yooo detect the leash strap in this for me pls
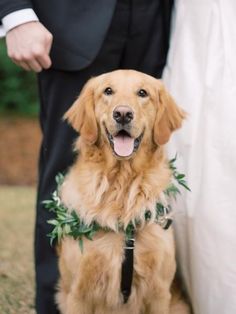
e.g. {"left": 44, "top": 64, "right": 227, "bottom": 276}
{"left": 120, "top": 229, "right": 135, "bottom": 303}
{"left": 120, "top": 218, "right": 172, "bottom": 303}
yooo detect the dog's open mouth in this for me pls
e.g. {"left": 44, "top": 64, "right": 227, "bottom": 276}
{"left": 105, "top": 127, "right": 143, "bottom": 157}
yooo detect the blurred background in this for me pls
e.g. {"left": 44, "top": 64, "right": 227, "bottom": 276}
{"left": 0, "top": 38, "right": 40, "bottom": 313}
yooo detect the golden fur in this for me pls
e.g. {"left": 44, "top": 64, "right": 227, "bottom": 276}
{"left": 57, "top": 70, "right": 190, "bottom": 314}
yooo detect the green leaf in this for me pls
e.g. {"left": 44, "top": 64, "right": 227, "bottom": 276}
{"left": 85, "top": 230, "right": 96, "bottom": 240}
{"left": 78, "top": 237, "right": 84, "bottom": 253}
{"left": 57, "top": 213, "right": 67, "bottom": 220}
{"left": 64, "top": 224, "right": 71, "bottom": 234}
{"left": 55, "top": 173, "right": 65, "bottom": 186}
{"left": 57, "top": 226, "right": 63, "bottom": 241}
{"left": 179, "top": 181, "right": 191, "bottom": 191}
{"left": 169, "top": 154, "right": 177, "bottom": 165}
{"left": 47, "top": 219, "right": 59, "bottom": 226}
{"left": 42, "top": 200, "right": 54, "bottom": 205}
{"left": 176, "top": 174, "right": 185, "bottom": 180}
{"left": 50, "top": 236, "right": 55, "bottom": 247}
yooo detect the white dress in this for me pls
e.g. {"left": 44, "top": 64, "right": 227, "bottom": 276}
{"left": 163, "top": 1, "right": 236, "bottom": 314}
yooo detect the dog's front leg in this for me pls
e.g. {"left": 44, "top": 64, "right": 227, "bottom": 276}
{"left": 147, "top": 291, "right": 171, "bottom": 314}
{"left": 64, "top": 293, "right": 93, "bottom": 314}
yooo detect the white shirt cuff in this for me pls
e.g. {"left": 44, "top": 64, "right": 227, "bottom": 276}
{"left": 0, "top": 27, "right": 5, "bottom": 38}
{"left": 0, "top": 9, "right": 39, "bottom": 37}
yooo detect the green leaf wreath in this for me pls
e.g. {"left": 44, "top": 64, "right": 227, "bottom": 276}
{"left": 43, "top": 155, "right": 190, "bottom": 252}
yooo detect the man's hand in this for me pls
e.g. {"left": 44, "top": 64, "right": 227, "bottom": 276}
{"left": 6, "top": 21, "right": 53, "bottom": 72}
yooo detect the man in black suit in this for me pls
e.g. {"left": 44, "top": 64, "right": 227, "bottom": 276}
{"left": 0, "top": 1, "right": 173, "bottom": 313}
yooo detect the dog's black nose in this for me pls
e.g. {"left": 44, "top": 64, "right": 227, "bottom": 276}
{"left": 113, "top": 106, "right": 134, "bottom": 125}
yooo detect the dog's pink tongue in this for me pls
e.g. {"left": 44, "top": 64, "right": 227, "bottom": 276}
{"left": 113, "top": 135, "right": 134, "bottom": 157}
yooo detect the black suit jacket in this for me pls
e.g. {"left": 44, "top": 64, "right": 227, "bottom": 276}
{"left": 0, "top": 0, "right": 173, "bottom": 71}
{"left": 0, "top": 0, "right": 117, "bottom": 70}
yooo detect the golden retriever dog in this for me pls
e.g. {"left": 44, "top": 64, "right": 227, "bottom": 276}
{"left": 57, "top": 70, "right": 190, "bottom": 314}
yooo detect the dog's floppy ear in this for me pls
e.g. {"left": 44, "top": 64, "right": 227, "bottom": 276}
{"left": 64, "top": 77, "right": 98, "bottom": 144}
{"left": 153, "top": 82, "right": 186, "bottom": 145}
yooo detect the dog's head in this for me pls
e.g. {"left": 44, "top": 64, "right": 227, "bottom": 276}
{"left": 64, "top": 70, "right": 185, "bottom": 159}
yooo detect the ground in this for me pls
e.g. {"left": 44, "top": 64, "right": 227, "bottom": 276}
{"left": 0, "top": 116, "right": 41, "bottom": 185}
{"left": 0, "top": 186, "right": 36, "bottom": 314}
{"left": 0, "top": 116, "right": 41, "bottom": 313}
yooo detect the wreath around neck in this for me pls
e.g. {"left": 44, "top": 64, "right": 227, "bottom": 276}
{"left": 43, "top": 155, "right": 190, "bottom": 252}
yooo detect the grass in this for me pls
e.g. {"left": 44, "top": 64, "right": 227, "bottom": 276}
{"left": 0, "top": 186, "right": 36, "bottom": 314}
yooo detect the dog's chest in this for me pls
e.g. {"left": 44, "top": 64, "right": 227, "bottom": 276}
{"left": 60, "top": 224, "right": 175, "bottom": 307}
{"left": 61, "top": 167, "right": 169, "bottom": 232}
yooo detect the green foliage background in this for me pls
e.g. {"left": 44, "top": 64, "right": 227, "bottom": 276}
{"left": 0, "top": 39, "right": 38, "bottom": 116}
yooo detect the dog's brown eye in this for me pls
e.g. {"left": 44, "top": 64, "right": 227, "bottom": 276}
{"left": 104, "top": 87, "right": 114, "bottom": 96}
{"left": 137, "top": 89, "right": 148, "bottom": 98}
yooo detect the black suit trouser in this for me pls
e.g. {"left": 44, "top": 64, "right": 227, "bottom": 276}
{"left": 35, "top": 0, "right": 172, "bottom": 313}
